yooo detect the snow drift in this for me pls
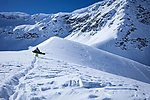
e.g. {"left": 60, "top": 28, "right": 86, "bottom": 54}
{"left": 36, "top": 37, "right": 150, "bottom": 83}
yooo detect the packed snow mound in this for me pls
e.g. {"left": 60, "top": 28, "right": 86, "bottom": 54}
{"left": 36, "top": 37, "right": 150, "bottom": 83}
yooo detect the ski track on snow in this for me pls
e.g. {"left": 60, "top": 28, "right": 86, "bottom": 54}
{"left": 0, "top": 57, "right": 37, "bottom": 100}
{"left": 2, "top": 57, "right": 149, "bottom": 100}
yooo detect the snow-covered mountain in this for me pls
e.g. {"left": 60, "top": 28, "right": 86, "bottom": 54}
{"left": 1, "top": 0, "right": 150, "bottom": 99}
{"left": 0, "top": 37, "right": 150, "bottom": 100}
{"left": 67, "top": 0, "right": 150, "bottom": 66}
{"left": 0, "top": 0, "right": 149, "bottom": 66}
{"left": 0, "top": 0, "right": 150, "bottom": 66}
{"left": 0, "top": 12, "right": 71, "bottom": 51}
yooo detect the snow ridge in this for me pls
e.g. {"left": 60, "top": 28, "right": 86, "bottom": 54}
{"left": 35, "top": 37, "right": 150, "bottom": 83}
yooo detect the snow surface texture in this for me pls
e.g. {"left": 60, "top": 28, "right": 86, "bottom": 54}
{"left": 0, "top": 0, "right": 150, "bottom": 99}
{"left": 36, "top": 37, "right": 150, "bottom": 83}
{"left": 0, "top": 37, "right": 150, "bottom": 100}
{"left": 0, "top": 0, "right": 150, "bottom": 66}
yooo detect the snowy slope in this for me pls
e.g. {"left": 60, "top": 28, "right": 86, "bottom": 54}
{"left": 66, "top": 0, "right": 150, "bottom": 66}
{"left": 0, "top": 0, "right": 150, "bottom": 99}
{"left": 0, "top": 37, "right": 150, "bottom": 100}
{"left": 0, "top": 12, "right": 71, "bottom": 51}
{"left": 34, "top": 37, "right": 150, "bottom": 83}
{"left": 0, "top": 0, "right": 150, "bottom": 66}
{"left": 0, "top": 12, "right": 32, "bottom": 27}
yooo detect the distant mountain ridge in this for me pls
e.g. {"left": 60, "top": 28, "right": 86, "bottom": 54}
{"left": 0, "top": 0, "right": 150, "bottom": 66}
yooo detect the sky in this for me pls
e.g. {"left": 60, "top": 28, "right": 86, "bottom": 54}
{"left": 0, "top": 0, "right": 102, "bottom": 14}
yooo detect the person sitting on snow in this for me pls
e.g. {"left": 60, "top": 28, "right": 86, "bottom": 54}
{"left": 32, "top": 47, "right": 45, "bottom": 57}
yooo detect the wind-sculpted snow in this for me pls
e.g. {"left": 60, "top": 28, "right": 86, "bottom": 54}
{"left": 0, "top": 51, "right": 35, "bottom": 99}
{"left": 0, "top": 49, "right": 149, "bottom": 99}
{"left": 36, "top": 37, "right": 150, "bottom": 83}
{"left": 0, "top": 37, "right": 150, "bottom": 99}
